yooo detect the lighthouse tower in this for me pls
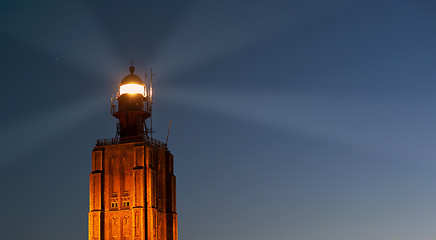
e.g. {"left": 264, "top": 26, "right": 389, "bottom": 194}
{"left": 89, "top": 66, "right": 177, "bottom": 240}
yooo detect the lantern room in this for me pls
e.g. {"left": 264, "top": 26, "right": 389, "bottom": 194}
{"left": 111, "top": 65, "right": 153, "bottom": 139}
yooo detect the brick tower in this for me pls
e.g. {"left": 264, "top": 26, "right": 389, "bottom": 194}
{"left": 89, "top": 66, "right": 177, "bottom": 240}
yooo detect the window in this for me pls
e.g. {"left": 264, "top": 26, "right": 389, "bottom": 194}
{"left": 122, "top": 201, "right": 130, "bottom": 207}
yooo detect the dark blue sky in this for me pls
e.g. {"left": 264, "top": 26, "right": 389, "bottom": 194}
{"left": 1, "top": 0, "right": 436, "bottom": 239}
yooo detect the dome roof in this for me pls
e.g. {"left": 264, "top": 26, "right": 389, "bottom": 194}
{"left": 120, "top": 66, "right": 144, "bottom": 85}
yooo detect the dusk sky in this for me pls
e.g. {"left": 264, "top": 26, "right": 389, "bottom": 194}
{"left": 1, "top": 0, "right": 436, "bottom": 239}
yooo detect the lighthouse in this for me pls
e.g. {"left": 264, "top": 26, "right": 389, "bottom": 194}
{"left": 89, "top": 66, "right": 177, "bottom": 240}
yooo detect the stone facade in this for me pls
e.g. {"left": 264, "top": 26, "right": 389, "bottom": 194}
{"left": 89, "top": 142, "right": 177, "bottom": 240}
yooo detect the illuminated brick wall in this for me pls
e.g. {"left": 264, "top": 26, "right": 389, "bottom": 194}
{"left": 89, "top": 142, "right": 177, "bottom": 240}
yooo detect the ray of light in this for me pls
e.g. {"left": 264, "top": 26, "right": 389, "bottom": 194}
{"left": 0, "top": 1, "right": 122, "bottom": 79}
{"left": 152, "top": 0, "right": 361, "bottom": 79}
{"left": 0, "top": 94, "right": 107, "bottom": 168}
{"left": 162, "top": 87, "right": 436, "bottom": 162}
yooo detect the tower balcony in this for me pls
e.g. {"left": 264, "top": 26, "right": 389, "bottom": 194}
{"left": 96, "top": 135, "right": 168, "bottom": 149}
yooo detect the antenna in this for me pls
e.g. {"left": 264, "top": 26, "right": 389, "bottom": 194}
{"left": 144, "top": 71, "right": 149, "bottom": 97}
{"left": 150, "top": 68, "right": 154, "bottom": 100}
{"left": 150, "top": 68, "right": 154, "bottom": 138}
{"left": 144, "top": 71, "right": 150, "bottom": 137}
{"left": 166, "top": 120, "right": 172, "bottom": 145}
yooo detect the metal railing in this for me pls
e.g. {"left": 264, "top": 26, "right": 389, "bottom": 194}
{"left": 96, "top": 135, "right": 167, "bottom": 149}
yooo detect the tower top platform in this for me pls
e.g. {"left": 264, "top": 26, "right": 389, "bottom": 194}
{"left": 96, "top": 135, "right": 167, "bottom": 149}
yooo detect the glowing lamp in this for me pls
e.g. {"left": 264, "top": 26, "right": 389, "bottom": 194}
{"left": 120, "top": 83, "right": 145, "bottom": 96}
